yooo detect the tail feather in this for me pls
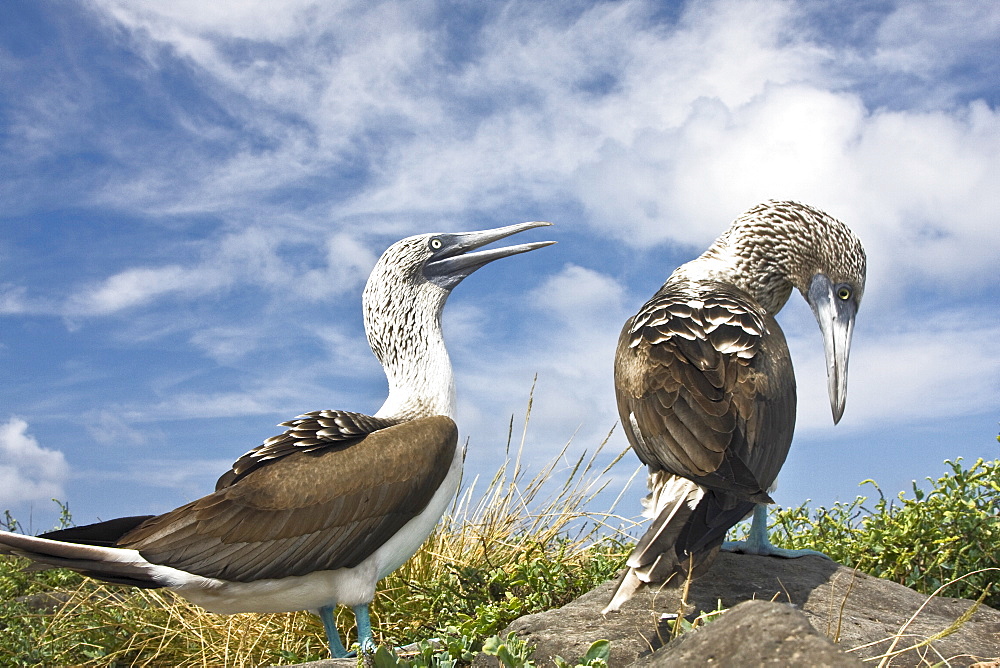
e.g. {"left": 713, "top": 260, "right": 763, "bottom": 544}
{"left": 41, "top": 515, "right": 154, "bottom": 547}
{"left": 626, "top": 474, "right": 703, "bottom": 572}
{"left": 0, "top": 529, "right": 169, "bottom": 588}
{"left": 604, "top": 472, "right": 754, "bottom": 613}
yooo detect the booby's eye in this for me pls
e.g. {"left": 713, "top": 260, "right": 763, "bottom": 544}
{"left": 837, "top": 285, "right": 852, "bottom": 301}
{"left": 429, "top": 238, "right": 443, "bottom": 251}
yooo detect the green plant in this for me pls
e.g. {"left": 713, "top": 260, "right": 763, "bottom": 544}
{"left": 366, "top": 630, "right": 610, "bottom": 668}
{"left": 553, "top": 639, "right": 610, "bottom": 668}
{"left": 369, "top": 630, "right": 478, "bottom": 668}
{"left": 665, "top": 599, "right": 728, "bottom": 638}
{"left": 481, "top": 633, "right": 536, "bottom": 668}
{"left": 760, "top": 457, "right": 999, "bottom": 607}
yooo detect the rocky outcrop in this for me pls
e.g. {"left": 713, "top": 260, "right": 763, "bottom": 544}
{"left": 480, "top": 551, "right": 999, "bottom": 667}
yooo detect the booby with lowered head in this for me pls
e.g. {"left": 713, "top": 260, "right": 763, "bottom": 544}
{"left": 604, "top": 200, "right": 865, "bottom": 613}
{"left": 0, "top": 221, "right": 554, "bottom": 657}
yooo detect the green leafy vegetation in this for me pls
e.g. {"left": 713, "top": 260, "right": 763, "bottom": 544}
{"left": 2, "top": 421, "right": 997, "bottom": 666}
{"left": 763, "top": 456, "right": 999, "bottom": 607}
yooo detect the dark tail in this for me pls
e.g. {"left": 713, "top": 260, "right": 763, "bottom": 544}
{"left": 1, "top": 518, "right": 166, "bottom": 589}
{"left": 604, "top": 474, "right": 753, "bottom": 612}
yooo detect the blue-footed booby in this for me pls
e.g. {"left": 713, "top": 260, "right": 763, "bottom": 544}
{"left": 0, "top": 222, "right": 554, "bottom": 657}
{"left": 604, "top": 201, "right": 865, "bottom": 613}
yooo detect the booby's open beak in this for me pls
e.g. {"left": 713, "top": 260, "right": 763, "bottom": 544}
{"left": 806, "top": 274, "right": 857, "bottom": 424}
{"left": 424, "top": 221, "right": 555, "bottom": 290}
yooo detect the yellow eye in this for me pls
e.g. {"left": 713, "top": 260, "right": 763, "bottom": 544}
{"left": 429, "top": 238, "right": 443, "bottom": 250}
{"left": 837, "top": 286, "right": 852, "bottom": 300}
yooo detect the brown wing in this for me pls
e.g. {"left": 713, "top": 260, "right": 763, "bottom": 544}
{"left": 614, "top": 280, "right": 796, "bottom": 502}
{"left": 215, "top": 410, "right": 402, "bottom": 489}
{"left": 120, "top": 416, "right": 458, "bottom": 582}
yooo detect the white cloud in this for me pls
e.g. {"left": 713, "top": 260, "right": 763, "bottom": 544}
{"left": 453, "top": 265, "right": 631, "bottom": 473}
{"left": 0, "top": 285, "right": 28, "bottom": 315}
{"left": 790, "top": 307, "right": 1000, "bottom": 433}
{"left": 52, "top": 0, "right": 993, "bottom": 312}
{"left": 0, "top": 418, "right": 69, "bottom": 508}
{"left": 96, "top": 0, "right": 334, "bottom": 42}
{"left": 78, "top": 458, "right": 236, "bottom": 501}
{"left": 295, "top": 233, "right": 378, "bottom": 300}
{"left": 85, "top": 411, "right": 150, "bottom": 449}
{"left": 530, "top": 264, "right": 627, "bottom": 323}
{"left": 51, "top": 227, "right": 377, "bottom": 318}
{"left": 69, "top": 264, "right": 223, "bottom": 315}
{"left": 873, "top": 0, "right": 1000, "bottom": 79}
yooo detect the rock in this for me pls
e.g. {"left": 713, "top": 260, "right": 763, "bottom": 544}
{"left": 15, "top": 590, "right": 73, "bottom": 613}
{"left": 635, "top": 600, "right": 861, "bottom": 667}
{"left": 475, "top": 552, "right": 999, "bottom": 668}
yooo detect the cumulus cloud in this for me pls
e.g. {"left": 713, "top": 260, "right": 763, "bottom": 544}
{"left": 872, "top": 0, "right": 1000, "bottom": 83}
{"left": 0, "top": 418, "right": 69, "bottom": 508}
{"left": 531, "top": 264, "right": 627, "bottom": 324}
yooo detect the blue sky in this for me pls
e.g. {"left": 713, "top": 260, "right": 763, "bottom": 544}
{"left": 1, "top": 0, "right": 998, "bottom": 534}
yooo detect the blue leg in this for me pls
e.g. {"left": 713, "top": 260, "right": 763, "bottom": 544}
{"left": 722, "top": 504, "right": 830, "bottom": 559}
{"left": 353, "top": 604, "right": 376, "bottom": 654}
{"left": 319, "top": 605, "right": 351, "bottom": 658}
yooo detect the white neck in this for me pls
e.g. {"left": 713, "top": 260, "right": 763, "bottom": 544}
{"left": 364, "top": 279, "right": 457, "bottom": 421}
{"left": 375, "top": 317, "right": 456, "bottom": 420}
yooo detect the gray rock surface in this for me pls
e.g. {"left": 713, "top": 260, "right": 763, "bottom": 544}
{"left": 479, "top": 552, "right": 999, "bottom": 667}
{"left": 633, "top": 599, "right": 861, "bottom": 667}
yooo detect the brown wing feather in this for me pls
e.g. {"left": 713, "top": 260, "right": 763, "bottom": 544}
{"left": 216, "top": 411, "right": 402, "bottom": 489}
{"left": 615, "top": 280, "right": 795, "bottom": 501}
{"left": 120, "top": 416, "right": 458, "bottom": 582}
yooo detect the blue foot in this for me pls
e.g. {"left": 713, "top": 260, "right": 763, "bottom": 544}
{"left": 319, "top": 605, "right": 351, "bottom": 658}
{"left": 722, "top": 504, "right": 831, "bottom": 560}
{"left": 353, "top": 604, "right": 377, "bottom": 655}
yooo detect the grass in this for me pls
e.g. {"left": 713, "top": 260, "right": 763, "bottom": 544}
{"left": 2, "top": 411, "right": 998, "bottom": 665}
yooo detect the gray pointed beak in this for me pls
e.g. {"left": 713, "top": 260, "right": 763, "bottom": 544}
{"left": 424, "top": 221, "right": 555, "bottom": 289}
{"left": 807, "top": 274, "right": 857, "bottom": 424}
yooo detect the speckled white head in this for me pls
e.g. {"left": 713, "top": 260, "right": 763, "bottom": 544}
{"left": 680, "top": 200, "right": 866, "bottom": 423}
{"left": 362, "top": 222, "right": 554, "bottom": 420}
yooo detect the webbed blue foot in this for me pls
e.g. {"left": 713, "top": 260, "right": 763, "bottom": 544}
{"left": 353, "top": 604, "right": 377, "bottom": 655}
{"left": 318, "top": 602, "right": 380, "bottom": 658}
{"left": 319, "top": 604, "right": 351, "bottom": 658}
{"left": 722, "top": 504, "right": 831, "bottom": 559}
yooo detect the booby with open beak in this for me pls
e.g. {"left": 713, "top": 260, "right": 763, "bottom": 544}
{"left": 0, "top": 222, "right": 554, "bottom": 657}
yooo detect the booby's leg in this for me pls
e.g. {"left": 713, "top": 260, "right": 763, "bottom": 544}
{"left": 353, "top": 604, "right": 376, "bottom": 654}
{"left": 319, "top": 605, "right": 351, "bottom": 658}
{"left": 722, "top": 504, "right": 830, "bottom": 559}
